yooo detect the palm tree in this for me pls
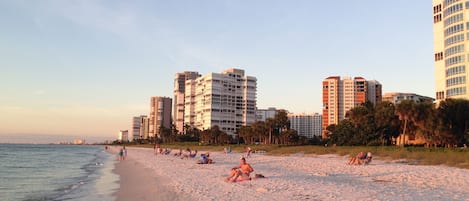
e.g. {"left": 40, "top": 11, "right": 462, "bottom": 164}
{"left": 395, "top": 100, "right": 415, "bottom": 146}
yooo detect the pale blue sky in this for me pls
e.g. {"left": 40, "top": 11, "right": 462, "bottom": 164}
{"left": 0, "top": 0, "right": 433, "bottom": 141}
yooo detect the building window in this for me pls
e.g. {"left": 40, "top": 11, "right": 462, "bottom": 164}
{"left": 445, "top": 55, "right": 465, "bottom": 66}
{"left": 446, "top": 76, "right": 466, "bottom": 87}
{"left": 443, "top": 3, "right": 463, "bottom": 17}
{"left": 445, "top": 33, "right": 464, "bottom": 46}
{"left": 445, "top": 44, "right": 464, "bottom": 57}
{"left": 434, "top": 14, "right": 442, "bottom": 23}
{"left": 444, "top": 23, "right": 464, "bottom": 37}
{"left": 447, "top": 86, "right": 467, "bottom": 96}
{"left": 435, "top": 52, "right": 444, "bottom": 61}
{"left": 444, "top": 13, "right": 463, "bottom": 27}
{"left": 446, "top": 65, "right": 466, "bottom": 76}
{"left": 434, "top": 4, "right": 442, "bottom": 14}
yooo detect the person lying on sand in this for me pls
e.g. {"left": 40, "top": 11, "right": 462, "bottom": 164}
{"left": 225, "top": 157, "right": 254, "bottom": 182}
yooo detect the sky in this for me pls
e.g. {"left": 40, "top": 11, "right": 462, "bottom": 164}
{"left": 0, "top": 0, "right": 434, "bottom": 142}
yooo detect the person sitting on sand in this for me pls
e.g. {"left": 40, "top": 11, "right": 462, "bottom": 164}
{"left": 197, "top": 154, "right": 213, "bottom": 164}
{"left": 364, "top": 152, "right": 372, "bottom": 164}
{"left": 347, "top": 151, "right": 366, "bottom": 165}
{"left": 225, "top": 157, "right": 254, "bottom": 182}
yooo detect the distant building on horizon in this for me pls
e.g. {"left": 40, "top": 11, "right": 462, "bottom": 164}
{"left": 118, "top": 130, "right": 129, "bottom": 142}
{"left": 322, "top": 76, "right": 382, "bottom": 138}
{"left": 132, "top": 115, "right": 148, "bottom": 140}
{"left": 173, "top": 71, "right": 201, "bottom": 134}
{"left": 184, "top": 68, "right": 257, "bottom": 136}
{"left": 382, "top": 92, "right": 435, "bottom": 105}
{"left": 288, "top": 113, "right": 322, "bottom": 139}
{"left": 433, "top": 1, "right": 469, "bottom": 102}
{"left": 255, "top": 107, "right": 277, "bottom": 122}
{"left": 149, "top": 96, "right": 172, "bottom": 138}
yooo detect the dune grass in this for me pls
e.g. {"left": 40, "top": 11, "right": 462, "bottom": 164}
{"left": 125, "top": 143, "right": 469, "bottom": 169}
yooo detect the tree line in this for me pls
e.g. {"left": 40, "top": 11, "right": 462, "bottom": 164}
{"left": 326, "top": 99, "right": 469, "bottom": 147}
{"left": 125, "top": 99, "right": 469, "bottom": 147}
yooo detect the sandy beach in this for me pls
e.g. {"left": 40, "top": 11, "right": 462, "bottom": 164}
{"left": 110, "top": 146, "right": 469, "bottom": 201}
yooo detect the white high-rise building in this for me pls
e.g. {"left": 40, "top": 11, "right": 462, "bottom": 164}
{"left": 118, "top": 130, "right": 129, "bottom": 142}
{"left": 288, "top": 113, "right": 322, "bottom": 139}
{"left": 433, "top": 0, "right": 468, "bottom": 101}
{"left": 255, "top": 107, "right": 277, "bottom": 122}
{"left": 184, "top": 68, "right": 257, "bottom": 136}
{"left": 173, "top": 71, "right": 201, "bottom": 134}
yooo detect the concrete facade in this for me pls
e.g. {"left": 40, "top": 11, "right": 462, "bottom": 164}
{"left": 322, "top": 76, "right": 382, "bottom": 138}
{"left": 288, "top": 113, "right": 322, "bottom": 138}
{"left": 149, "top": 96, "right": 172, "bottom": 138}
{"left": 433, "top": 0, "right": 468, "bottom": 101}
{"left": 184, "top": 68, "right": 257, "bottom": 136}
{"left": 173, "top": 71, "right": 201, "bottom": 134}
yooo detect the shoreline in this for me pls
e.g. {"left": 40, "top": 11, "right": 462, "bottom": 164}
{"left": 111, "top": 148, "right": 186, "bottom": 201}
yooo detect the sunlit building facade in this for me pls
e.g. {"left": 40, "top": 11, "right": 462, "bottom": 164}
{"left": 184, "top": 68, "right": 257, "bottom": 136}
{"left": 132, "top": 115, "right": 148, "bottom": 140}
{"left": 149, "top": 96, "right": 172, "bottom": 138}
{"left": 433, "top": 0, "right": 469, "bottom": 102}
{"left": 382, "top": 92, "right": 435, "bottom": 104}
{"left": 322, "top": 76, "right": 382, "bottom": 138}
{"left": 173, "top": 71, "right": 201, "bottom": 134}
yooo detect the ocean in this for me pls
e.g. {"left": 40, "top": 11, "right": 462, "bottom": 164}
{"left": 0, "top": 144, "right": 119, "bottom": 201}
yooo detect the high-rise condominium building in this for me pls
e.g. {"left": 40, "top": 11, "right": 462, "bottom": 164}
{"left": 132, "top": 115, "right": 148, "bottom": 140}
{"left": 288, "top": 113, "right": 322, "bottom": 139}
{"left": 255, "top": 107, "right": 277, "bottom": 122}
{"left": 322, "top": 76, "right": 382, "bottom": 138}
{"left": 433, "top": 0, "right": 469, "bottom": 101}
{"left": 382, "top": 92, "right": 435, "bottom": 105}
{"left": 173, "top": 71, "right": 201, "bottom": 134}
{"left": 118, "top": 130, "right": 129, "bottom": 142}
{"left": 149, "top": 96, "right": 172, "bottom": 138}
{"left": 184, "top": 68, "right": 257, "bottom": 136}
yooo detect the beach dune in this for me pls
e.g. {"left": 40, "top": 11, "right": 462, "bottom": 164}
{"left": 111, "top": 146, "right": 469, "bottom": 201}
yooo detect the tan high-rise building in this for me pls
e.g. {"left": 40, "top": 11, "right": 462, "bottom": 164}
{"left": 173, "top": 71, "right": 201, "bottom": 134}
{"left": 149, "top": 96, "right": 172, "bottom": 138}
{"left": 433, "top": 0, "right": 468, "bottom": 101}
{"left": 184, "top": 68, "right": 257, "bottom": 136}
{"left": 132, "top": 115, "right": 148, "bottom": 140}
{"left": 322, "top": 76, "right": 382, "bottom": 138}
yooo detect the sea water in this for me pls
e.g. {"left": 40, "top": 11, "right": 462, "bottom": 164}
{"left": 0, "top": 144, "right": 119, "bottom": 201}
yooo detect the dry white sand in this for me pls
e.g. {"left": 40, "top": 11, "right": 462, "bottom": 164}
{"left": 110, "top": 146, "right": 469, "bottom": 201}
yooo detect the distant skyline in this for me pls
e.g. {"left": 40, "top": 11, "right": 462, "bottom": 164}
{"left": 0, "top": 1, "right": 433, "bottom": 141}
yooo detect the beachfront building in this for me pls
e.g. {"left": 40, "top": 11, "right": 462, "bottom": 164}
{"left": 132, "top": 115, "right": 148, "bottom": 140}
{"left": 149, "top": 96, "right": 172, "bottom": 138}
{"left": 173, "top": 71, "right": 201, "bottom": 134}
{"left": 322, "top": 76, "right": 382, "bottom": 138}
{"left": 433, "top": 0, "right": 469, "bottom": 102}
{"left": 255, "top": 107, "right": 277, "bottom": 122}
{"left": 382, "top": 92, "right": 435, "bottom": 105}
{"left": 118, "top": 130, "right": 129, "bottom": 142}
{"left": 184, "top": 68, "right": 257, "bottom": 136}
{"left": 288, "top": 113, "right": 322, "bottom": 138}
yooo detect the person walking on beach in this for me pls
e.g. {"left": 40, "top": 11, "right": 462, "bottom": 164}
{"left": 225, "top": 157, "right": 254, "bottom": 182}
